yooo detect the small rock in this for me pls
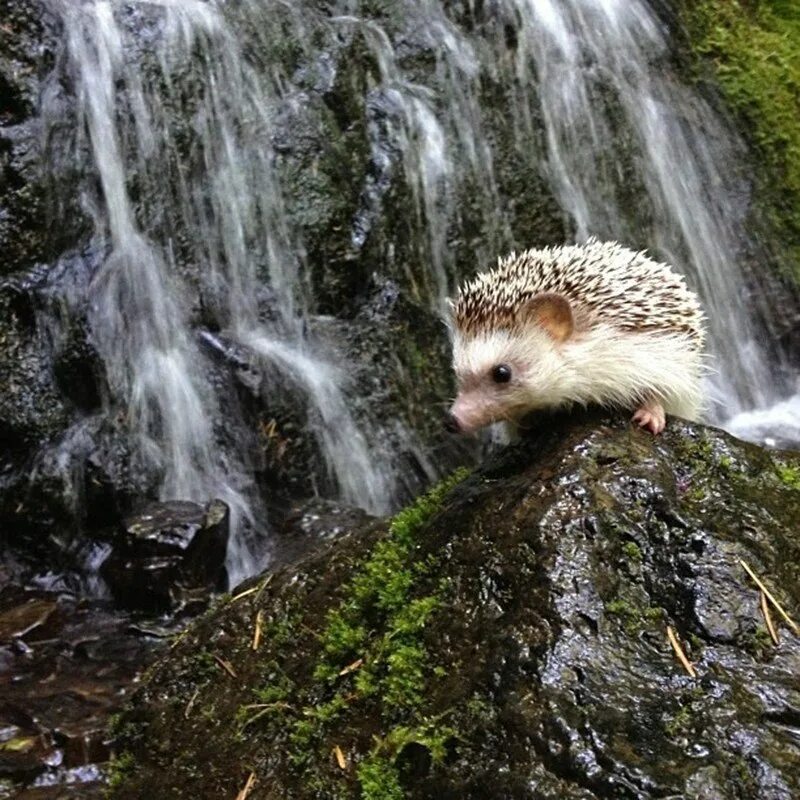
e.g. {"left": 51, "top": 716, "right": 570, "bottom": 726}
{"left": 101, "top": 499, "right": 229, "bottom": 611}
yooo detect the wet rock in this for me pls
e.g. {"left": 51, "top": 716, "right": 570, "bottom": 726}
{"left": 101, "top": 500, "right": 230, "bottom": 611}
{"left": 0, "top": 0, "right": 89, "bottom": 275}
{"left": 0, "top": 581, "right": 178, "bottom": 798}
{"left": 0, "top": 598, "right": 57, "bottom": 642}
{"left": 0, "top": 288, "right": 69, "bottom": 456}
{"left": 199, "top": 329, "right": 338, "bottom": 513}
{"left": 273, "top": 498, "right": 376, "bottom": 566}
{"left": 0, "top": 250, "right": 117, "bottom": 565}
{"left": 0, "top": 729, "right": 53, "bottom": 782}
{"left": 110, "top": 412, "right": 800, "bottom": 799}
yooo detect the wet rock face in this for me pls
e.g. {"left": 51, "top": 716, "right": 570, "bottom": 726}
{"left": 272, "top": 497, "right": 376, "bottom": 566}
{"left": 101, "top": 500, "right": 230, "bottom": 611}
{"left": 0, "top": 0, "right": 89, "bottom": 275}
{"left": 110, "top": 412, "right": 800, "bottom": 799}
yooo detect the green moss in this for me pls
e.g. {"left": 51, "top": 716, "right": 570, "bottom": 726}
{"left": 316, "top": 468, "right": 470, "bottom": 676}
{"left": 741, "top": 625, "right": 775, "bottom": 660}
{"left": 622, "top": 542, "right": 643, "bottom": 561}
{"left": 644, "top": 606, "right": 665, "bottom": 623}
{"left": 673, "top": 432, "right": 734, "bottom": 503}
{"left": 357, "top": 754, "right": 404, "bottom": 800}
{"left": 108, "top": 468, "right": 471, "bottom": 796}
{"left": 729, "top": 754, "right": 757, "bottom": 794}
{"left": 605, "top": 597, "right": 664, "bottom": 635}
{"left": 605, "top": 598, "right": 642, "bottom": 635}
{"left": 775, "top": 462, "right": 800, "bottom": 490}
{"left": 664, "top": 703, "right": 693, "bottom": 738}
{"left": 356, "top": 722, "right": 456, "bottom": 800}
{"left": 383, "top": 723, "right": 455, "bottom": 763}
{"left": 682, "top": 0, "right": 800, "bottom": 283}
{"left": 253, "top": 670, "right": 293, "bottom": 705}
{"left": 284, "top": 468, "right": 470, "bottom": 782}
{"left": 106, "top": 752, "right": 136, "bottom": 793}
{"left": 315, "top": 610, "right": 368, "bottom": 674}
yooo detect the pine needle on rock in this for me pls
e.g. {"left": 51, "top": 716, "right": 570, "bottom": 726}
{"left": 667, "top": 626, "right": 697, "bottom": 678}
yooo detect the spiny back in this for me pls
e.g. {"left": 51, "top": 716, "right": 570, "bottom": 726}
{"left": 453, "top": 239, "right": 705, "bottom": 347}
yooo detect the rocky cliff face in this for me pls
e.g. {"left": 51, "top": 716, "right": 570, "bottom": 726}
{"left": 2, "top": 0, "right": 799, "bottom": 584}
{"left": 110, "top": 412, "right": 800, "bottom": 799}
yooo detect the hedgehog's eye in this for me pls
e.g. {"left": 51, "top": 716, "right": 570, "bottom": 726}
{"left": 491, "top": 364, "right": 512, "bottom": 384}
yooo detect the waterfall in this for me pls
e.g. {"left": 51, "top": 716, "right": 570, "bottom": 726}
{"left": 499, "top": 0, "right": 784, "bottom": 418}
{"left": 59, "top": 0, "right": 259, "bottom": 582}
{"left": 338, "top": 6, "right": 505, "bottom": 308}
{"left": 41, "top": 0, "right": 797, "bottom": 584}
{"left": 53, "top": 0, "right": 398, "bottom": 582}
{"left": 335, "top": 0, "right": 794, "bottom": 426}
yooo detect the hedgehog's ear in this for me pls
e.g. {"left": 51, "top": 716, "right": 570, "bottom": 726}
{"left": 523, "top": 293, "right": 574, "bottom": 342}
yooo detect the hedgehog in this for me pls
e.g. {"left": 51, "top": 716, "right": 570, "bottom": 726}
{"left": 445, "top": 239, "right": 706, "bottom": 436}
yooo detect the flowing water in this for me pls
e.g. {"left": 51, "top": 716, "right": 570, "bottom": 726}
{"left": 58, "top": 1, "right": 259, "bottom": 582}
{"left": 339, "top": 5, "right": 505, "bottom": 306}
{"left": 495, "top": 0, "right": 793, "bottom": 417}
{"left": 52, "top": 0, "right": 399, "bottom": 582}
{"left": 335, "top": 0, "right": 795, "bottom": 419}
{"left": 44, "top": 0, "right": 797, "bottom": 584}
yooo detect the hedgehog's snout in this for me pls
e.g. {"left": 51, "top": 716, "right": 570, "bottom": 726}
{"left": 443, "top": 411, "right": 462, "bottom": 434}
{"left": 446, "top": 394, "right": 492, "bottom": 435}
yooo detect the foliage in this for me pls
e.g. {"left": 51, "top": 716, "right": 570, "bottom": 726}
{"left": 683, "top": 0, "right": 800, "bottom": 282}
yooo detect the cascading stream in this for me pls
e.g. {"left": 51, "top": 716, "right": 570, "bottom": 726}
{"left": 43, "top": 0, "right": 798, "bottom": 587}
{"left": 60, "top": 0, "right": 259, "bottom": 582}
{"left": 337, "top": 4, "right": 505, "bottom": 309}
{"left": 54, "top": 0, "right": 399, "bottom": 582}
{"left": 503, "top": 0, "right": 783, "bottom": 416}
{"left": 343, "top": 0, "right": 794, "bottom": 427}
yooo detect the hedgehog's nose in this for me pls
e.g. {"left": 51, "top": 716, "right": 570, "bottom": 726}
{"left": 443, "top": 411, "right": 462, "bottom": 434}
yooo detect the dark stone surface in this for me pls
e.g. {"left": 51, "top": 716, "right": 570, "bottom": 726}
{"left": 273, "top": 498, "right": 376, "bottom": 566}
{"left": 0, "top": 0, "right": 89, "bottom": 275}
{"left": 109, "top": 412, "right": 800, "bottom": 799}
{"left": 101, "top": 499, "right": 230, "bottom": 611}
{"left": 0, "top": 580, "right": 175, "bottom": 799}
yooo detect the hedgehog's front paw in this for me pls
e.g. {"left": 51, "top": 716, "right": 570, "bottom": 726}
{"left": 632, "top": 401, "right": 666, "bottom": 435}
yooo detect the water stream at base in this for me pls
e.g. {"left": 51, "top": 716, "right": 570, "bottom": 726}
{"left": 46, "top": 0, "right": 798, "bottom": 585}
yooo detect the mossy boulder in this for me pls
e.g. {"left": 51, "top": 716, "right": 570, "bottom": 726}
{"left": 111, "top": 411, "right": 800, "bottom": 799}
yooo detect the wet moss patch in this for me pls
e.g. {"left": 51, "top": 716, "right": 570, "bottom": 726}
{"left": 285, "top": 467, "right": 469, "bottom": 790}
{"left": 682, "top": 0, "right": 800, "bottom": 283}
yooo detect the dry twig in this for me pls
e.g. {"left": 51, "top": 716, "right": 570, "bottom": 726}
{"left": 214, "top": 654, "right": 238, "bottom": 678}
{"left": 184, "top": 688, "right": 200, "bottom": 719}
{"left": 760, "top": 591, "right": 780, "bottom": 645}
{"left": 667, "top": 626, "right": 697, "bottom": 678}
{"left": 739, "top": 559, "right": 799, "bottom": 636}
{"left": 255, "top": 574, "right": 274, "bottom": 603}
{"left": 333, "top": 745, "right": 347, "bottom": 770}
{"left": 235, "top": 771, "right": 257, "bottom": 800}
{"left": 230, "top": 585, "right": 259, "bottom": 603}
{"left": 252, "top": 609, "right": 264, "bottom": 651}
{"left": 239, "top": 702, "right": 291, "bottom": 730}
{"left": 338, "top": 658, "right": 363, "bottom": 677}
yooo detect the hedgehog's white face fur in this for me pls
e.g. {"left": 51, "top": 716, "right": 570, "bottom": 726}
{"left": 451, "top": 325, "right": 571, "bottom": 432}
